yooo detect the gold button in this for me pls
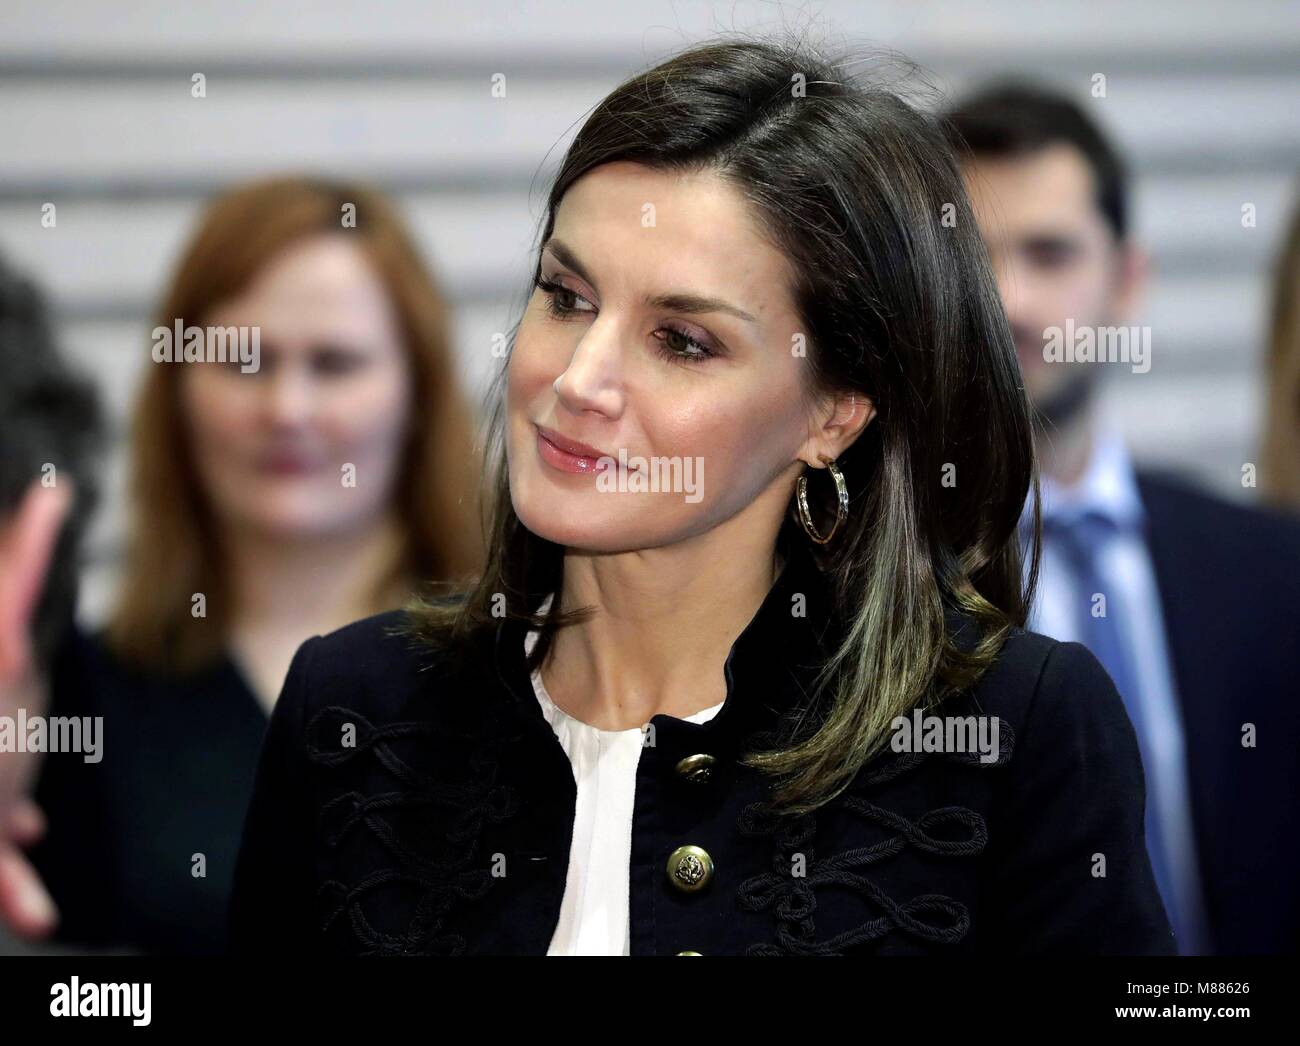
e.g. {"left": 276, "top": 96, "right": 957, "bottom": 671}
{"left": 674, "top": 753, "right": 716, "bottom": 782}
{"left": 666, "top": 845, "right": 714, "bottom": 893}
{"left": 676, "top": 950, "right": 703, "bottom": 956}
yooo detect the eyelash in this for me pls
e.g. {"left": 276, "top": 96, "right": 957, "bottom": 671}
{"left": 534, "top": 276, "right": 718, "bottom": 364}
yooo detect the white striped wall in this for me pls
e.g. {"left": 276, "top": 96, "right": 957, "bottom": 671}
{"left": 0, "top": 0, "right": 1296, "bottom": 622}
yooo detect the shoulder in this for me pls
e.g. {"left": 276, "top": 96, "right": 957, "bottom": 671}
{"left": 1136, "top": 468, "right": 1300, "bottom": 624}
{"left": 280, "top": 608, "right": 450, "bottom": 718}
{"left": 963, "top": 626, "right": 1132, "bottom": 746}
{"left": 272, "top": 602, "right": 495, "bottom": 739}
{"left": 945, "top": 626, "right": 1144, "bottom": 798}
{"left": 291, "top": 608, "right": 434, "bottom": 680}
{"left": 960, "top": 628, "right": 1174, "bottom": 952}
{"left": 1137, "top": 467, "right": 1300, "bottom": 555}
{"left": 965, "top": 628, "right": 1151, "bottom": 854}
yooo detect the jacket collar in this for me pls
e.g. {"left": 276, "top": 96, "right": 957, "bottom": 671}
{"left": 489, "top": 537, "right": 841, "bottom": 755}
{"left": 488, "top": 538, "right": 984, "bottom": 759}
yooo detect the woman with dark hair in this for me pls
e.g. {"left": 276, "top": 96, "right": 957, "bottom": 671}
{"left": 230, "top": 37, "right": 1175, "bottom": 955}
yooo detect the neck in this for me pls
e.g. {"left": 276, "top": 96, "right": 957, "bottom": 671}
{"left": 541, "top": 514, "right": 786, "bottom": 732}
{"left": 223, "top": 513, "right": 408, "bottom": 711}
{"left": 226, "top": 515, "right": 405, "bottom": 627}
{"left": 1035, "top": 395, "right": 1098, "bottom": 490}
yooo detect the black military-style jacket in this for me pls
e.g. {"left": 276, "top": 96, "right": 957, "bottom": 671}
{"left": 228, "top": 539, "right": 1175, "bottom": 956}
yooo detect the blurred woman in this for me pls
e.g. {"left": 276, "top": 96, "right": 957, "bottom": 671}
{"left": 1260, "top": 185, "right": 1300, "bottom": 511}
{"left": 31, "top": 176, "right": 484, "bottom": 954}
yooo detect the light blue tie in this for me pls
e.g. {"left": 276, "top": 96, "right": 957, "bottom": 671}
{"left": 1038, "top": 509, "right": 1202, "bottom": 954}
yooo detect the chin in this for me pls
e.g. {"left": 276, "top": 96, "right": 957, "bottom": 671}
{"left": 514, "top": 499, "right": 617, "bottom": 551}
{"left": 511, "top": 493, "right": 676, "bottom": 554}
{"left": 236, "top": 503, "right": 359, "bottom": 540}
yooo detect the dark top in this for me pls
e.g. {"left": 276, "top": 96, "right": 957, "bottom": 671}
{"left": 1133, "top": 469, "right": 1300, "bottom": 955}
{"left": 229, "top": 538, "right": 1176, "bottom": 955}
{"left": 30, "top": 628, "right": 270, "bottom": 955}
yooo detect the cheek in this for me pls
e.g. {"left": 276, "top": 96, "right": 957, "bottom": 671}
{"left": 506, "top": 322, "right": 566, "bottom": 453}
{"left": 183, "top": 369, "right": 250, "bottom": 433}
{"left": 177, "top": 373, "right": 265, "bottom": 519}
{"left": 1077, "top": 263, "right": 1116, "bottom": 319}
{"left": 650, "top": 382, "right": 797, "bottom": 500}
{"left": 1047, "top": 257, "right": 1113, "bottom": 321}
{"left": 507, "top": 321, "right": 557, "bottom": 406}
{"left": 319, "top": 363, "right": 413, "bottom": 455}
{"left": 180, "top": 370, "right": 259, "bottom": 443}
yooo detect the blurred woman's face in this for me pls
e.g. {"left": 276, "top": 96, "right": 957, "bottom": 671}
{"left": 506, "top": 161, "right": 831, "bottom": 553}
{"left": 179, "top": 233, "right": 413, "bottom": 540}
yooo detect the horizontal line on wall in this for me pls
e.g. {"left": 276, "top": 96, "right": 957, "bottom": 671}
{"left": 52, "top": 282, "right": 521, "bottom": 324}
{"left": 0, "top": 46, "right": 1298, "bottom": 81}
{"left": 0, "top": 151, "right": 1296, "bottom": 204}
{"left": 0, "top": 169, "right": 554, "bottom": 202}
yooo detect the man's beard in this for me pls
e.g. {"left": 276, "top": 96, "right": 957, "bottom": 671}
{"left": 1030, "top": 365, "right": 1099, "bottom": 436}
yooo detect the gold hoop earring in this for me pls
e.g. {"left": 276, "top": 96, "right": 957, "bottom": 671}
{"left": 796, "top": 454, "right": 849, "bottom": 545}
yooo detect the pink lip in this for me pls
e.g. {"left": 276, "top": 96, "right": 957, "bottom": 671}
{"left": 535, "top": 425, "right": 627, "bottom": 474}
{"left": 256, "top": 452, "right": 319, "bottom": 476}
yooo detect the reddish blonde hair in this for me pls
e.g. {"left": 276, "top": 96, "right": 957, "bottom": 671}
{"left": 108, "top": 175, "right": 485, "bottom": 671}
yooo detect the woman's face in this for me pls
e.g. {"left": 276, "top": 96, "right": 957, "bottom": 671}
{"left": 507, "top": 161, "right": 852, "bottom": 553}
{"left": 179, "top": 233, "right": 413, "bottom": 540}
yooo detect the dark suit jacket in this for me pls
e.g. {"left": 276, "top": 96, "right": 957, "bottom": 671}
{"left": 1135, "top": 468, "right": 1300, "bottom": 955}
{"left": 228, "top": 538, "right": 1174, "bottom": 955}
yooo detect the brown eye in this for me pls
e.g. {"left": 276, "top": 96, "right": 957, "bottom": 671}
{"left": 1025, "top": 240, "right": 1077, "bottom": 269}
{"left": 311, "top": 345, "right": 366, "bottom": 376}
{"left": 536, "top": 276, "right": 593, "bottom": 318}
{"left": 653, "top": 325, "right": 715, "bottom": 363}
{"left": 535, "top": 274, "right": 717, "bottom": 365}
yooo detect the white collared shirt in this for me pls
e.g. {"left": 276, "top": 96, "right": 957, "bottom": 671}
{"left": 525, "top": 594, "right": 724, "bottom": 956}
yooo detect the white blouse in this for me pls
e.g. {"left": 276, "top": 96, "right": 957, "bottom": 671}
{"left": 525, "top": 594, "right": 724, "bottom": 955}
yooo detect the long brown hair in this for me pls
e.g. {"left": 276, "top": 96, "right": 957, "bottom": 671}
{"left": 410, "top": 35, "right": 1041, "bottom": 817}
{"left": 108, "top": 175, "right": 485, "bottom": 672}
{"left": 1261, "top": 184, "right": 1300, "bottom": 509}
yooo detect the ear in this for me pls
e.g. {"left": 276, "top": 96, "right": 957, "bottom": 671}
{"left": 0, "top": 479, "right": 73, "bottom": 685}
{"left": 800, "top": 389, "right": 876, "bottom": 467}
{"left": 1110, "top": 240, "right": 1148, "bottom": 325}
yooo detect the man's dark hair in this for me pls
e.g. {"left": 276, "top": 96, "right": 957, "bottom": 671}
{"left": 939, "top": 80, "right": 1130, "bottom": 242}
{"left": 0, "top": 254, "right": 104, "bottom": 671}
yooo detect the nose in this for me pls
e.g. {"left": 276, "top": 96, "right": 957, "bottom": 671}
{"left": 552, "top": 322, "right": 625, "bottom": 419}
{"left": 262, "top": 363, "right": 314, "bottom": 428}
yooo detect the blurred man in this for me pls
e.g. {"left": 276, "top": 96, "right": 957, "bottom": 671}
{"left": 0, "top": 255, "right": 103, "bottom": 953}
{"left": 942, "top": 84, "right": 1300, "bottom": 955}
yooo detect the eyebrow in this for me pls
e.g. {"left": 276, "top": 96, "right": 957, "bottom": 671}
{"left": 543, "top": 237, "right": 759, "bottom": 325}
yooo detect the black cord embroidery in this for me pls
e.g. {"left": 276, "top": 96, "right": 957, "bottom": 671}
{"left": 305, "top": 705, "right": 522, "bottom": 955}
{"left": 736, "top": 717, "right": 1016, "bottom": 955}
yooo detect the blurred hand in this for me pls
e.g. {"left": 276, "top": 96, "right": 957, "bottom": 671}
{"left": 0, "top": 797, "right": 55, "bottom": 936}
{"left": 0, "top": 479, "right": 72, "bottom": 938}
